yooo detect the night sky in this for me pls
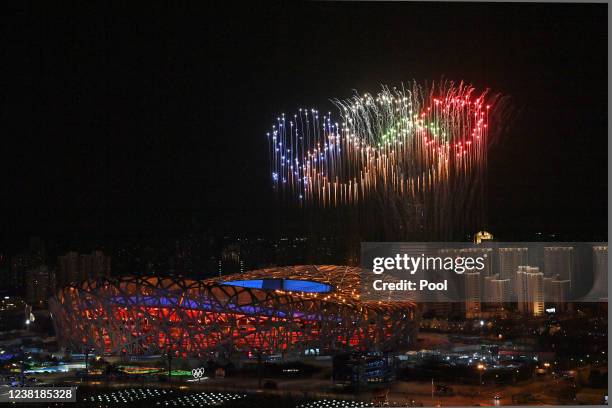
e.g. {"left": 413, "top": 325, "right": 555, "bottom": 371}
{"left": 2, "top": 2, "right": 607, "bottom": 242}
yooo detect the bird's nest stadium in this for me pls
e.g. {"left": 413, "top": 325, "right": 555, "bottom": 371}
{"left": 49, "top": 265, "right": 419, "bottom": 357}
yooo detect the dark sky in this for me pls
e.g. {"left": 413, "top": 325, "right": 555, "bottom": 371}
{"left": 1, "top": 2, "right": 608, "bottom": 241}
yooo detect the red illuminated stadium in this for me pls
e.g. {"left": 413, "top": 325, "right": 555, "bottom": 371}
{"left": 49, "top": 266, "right": 419, "bottom": 357}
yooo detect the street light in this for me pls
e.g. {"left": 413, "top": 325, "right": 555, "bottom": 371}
{"left": 477, "top": 364, "right": 485, "bottom": 395}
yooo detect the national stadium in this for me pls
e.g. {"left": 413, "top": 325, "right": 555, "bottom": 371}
{"left": 49, "top": 265, "right": 419, "bottom": 357}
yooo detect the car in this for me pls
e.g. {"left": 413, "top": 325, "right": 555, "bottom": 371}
{"left": 493, "top": 394, "right": 502, "bottom": 400}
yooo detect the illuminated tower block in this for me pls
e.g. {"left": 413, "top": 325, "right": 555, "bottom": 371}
{"left": 465, "top": 272, "right": 481, "bottom": 318}
{"left": 516, "top": 266, "right": 544, "bottom": 317}
{"left": 499, "top": 248, "right": 528, "bottom": 297}
{"left": 544, "top": 246, "right": 574, "bottom": 289}
{"left": 592, "top": 246, "right": 608, "bottom": 301}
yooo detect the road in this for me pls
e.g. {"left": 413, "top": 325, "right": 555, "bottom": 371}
{"left": 17, "top": 359, "right": 607, "bottom": 407}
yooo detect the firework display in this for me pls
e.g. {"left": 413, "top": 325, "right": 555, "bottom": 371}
{"left": 49, "top": 266, "right": 418, "bottom": 357}
{"left": 268, "top": 82, "right": 497, "bottom": 239}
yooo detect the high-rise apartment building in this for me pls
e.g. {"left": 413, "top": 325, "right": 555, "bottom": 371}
{"left": 592, "top": 245, "right": 608, "bottom": 301}
{"left": 499, "top": 247, "right": 528, "bottom": 296}
{"left": 56, "top": 250, "right": 111, "bottom": 289}
{"left": 484, "top": 275, "right": 511, "bottom": 308}
{"left": 516, "top": 266, "right": 544, "bottom": 317}
{"left": 543, "top": 246, "right": 574, "bottom": 289}
{"left": 25, "top": 265, "right": 51, "bottom": 307}
{"left": 465, "top": 272, "right": 481, "bottom": 318}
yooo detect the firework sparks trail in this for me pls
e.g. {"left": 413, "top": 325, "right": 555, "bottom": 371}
{"left": 267, "top": 81, "right": 499, "bottom": 239}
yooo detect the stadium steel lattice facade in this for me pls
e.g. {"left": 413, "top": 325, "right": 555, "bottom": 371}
{"left": 49, "top": 265, "right": 419, "bottom": 357}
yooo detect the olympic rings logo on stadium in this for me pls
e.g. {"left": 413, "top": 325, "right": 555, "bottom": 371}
{"left": 192, "top": 367, "right": 206, "bottom": 379}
